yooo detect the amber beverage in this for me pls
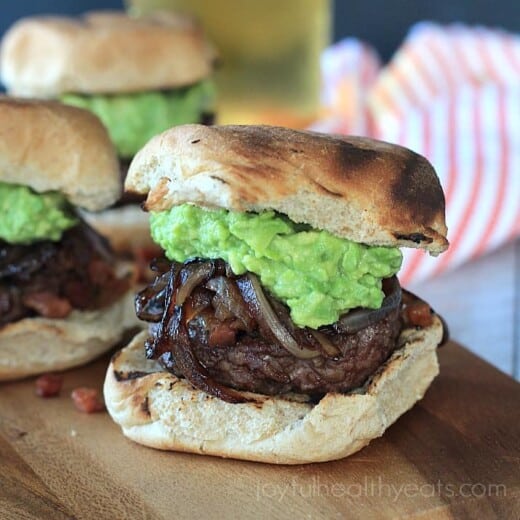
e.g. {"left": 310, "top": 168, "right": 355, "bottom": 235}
{"left": 126, "top": 0, "right": 332, "bottom": 128}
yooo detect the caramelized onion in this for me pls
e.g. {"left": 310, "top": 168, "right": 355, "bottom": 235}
{"left": 175, "top": 262, "right": 215, "bottom": 305}
{"left": 175, "top": 261, "right": 215, "bottom": 306}
{"left": 152, "top": 261, "right": 248, "bottom": 404}
{"left": 337, "top": 276, "right": 401, "bottom": 334}
{"left": 309, "top": 330, "right": 340, "bottom": 357}
{"left": 167, "top": 306, "right": 248, "bottom": 403}
{"left": 135, "top": 270, "right": 171, "bottom": 322}
{"left": 205, "top": 276, "right": 254, "bottom": 330}
{"left": 236, "top": 274, "right": 320, "bottom": 360}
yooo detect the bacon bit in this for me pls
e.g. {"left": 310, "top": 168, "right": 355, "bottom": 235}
{"left": 71, "top": 387, "right": 105, "bottom": 413}
{"left": 23, "top": 292, "right": 72, "bottom": 319}
{"left": 35, "top": 373, "right": 63, "bottom": 397}
{"left": 406, "top": 301, "right": 434, "bottom": 327}
{"left": 208, "top": 323, "right": 237, "bottom": 347}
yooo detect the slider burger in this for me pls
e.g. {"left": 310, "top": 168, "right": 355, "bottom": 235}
{"left": 0, "top": 98, "right": 137, "bottom": 381}
{"left": 104, "top": 125, "right": 449, "bottom": 464}
{"left": 0, "top": 11, "right": 217, "bottom": 252}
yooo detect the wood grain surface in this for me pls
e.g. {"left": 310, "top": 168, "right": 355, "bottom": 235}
{"left": 0, "top": 341, "right": 518, "bottom": 520}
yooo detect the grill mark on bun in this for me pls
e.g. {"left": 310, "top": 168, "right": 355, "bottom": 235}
{"left": 332, "top": 140, "right": 380, "bottom": 173}
{"left": 391, "top": 153, "right": 446, "bottom": 225}
{"left": 140, "top": 396, "right": 150, "bottom": 417}
{"left": 228, "top": 127, "right": 284, "bottom": 161}
{"left": 113, "top": 369, "right": 151, "bottom": 382}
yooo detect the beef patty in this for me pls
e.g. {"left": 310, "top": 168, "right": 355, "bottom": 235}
{"left": 0, "top": 221, "right": 130, "bottom": 327}
{"left": 137, "top": 258, "right": 403, "bottom": 400}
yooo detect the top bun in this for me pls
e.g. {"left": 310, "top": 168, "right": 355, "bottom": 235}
{"left": 126, "top": 125, "right": 448, "bottom": 254}
{"left": 0, "top": 98, "right": 120, "bottom": 211}
{"left": 1, "top": 11, "right": 217, "bottom": 97}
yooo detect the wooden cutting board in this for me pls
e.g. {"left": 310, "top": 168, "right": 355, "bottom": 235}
{"left": 0, "top": 341, "right": 518, "bottom": 520}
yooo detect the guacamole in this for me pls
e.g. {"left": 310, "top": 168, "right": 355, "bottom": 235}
{"left": 61, "top": 80, "right": 216, "bottom": 159}
{"left": 0, "top": 182, "right": 78, "bottom": 244}
{"left": 150, "top": 205, "right": 403, "bottom": 329}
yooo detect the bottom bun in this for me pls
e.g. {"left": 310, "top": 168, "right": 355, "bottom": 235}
{"left": 0, "top": 290, "right": 141, "bottom": 381}
{"left": 104, "top": 316, "right": 442, "bottom": 464}
{"left": 82, "top": 205, "right": 155, "bottom": 253}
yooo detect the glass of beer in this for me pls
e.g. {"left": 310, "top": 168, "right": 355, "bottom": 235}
{"left": 126, "top": 0, "right": 332, "bottom": 128}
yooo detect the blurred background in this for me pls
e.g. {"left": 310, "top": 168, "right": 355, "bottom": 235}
{"left": 1, "top": 1, "right": 519, "bottom": 378}
{"left": 2, "top": 1, "right": 520, "bottom": 60}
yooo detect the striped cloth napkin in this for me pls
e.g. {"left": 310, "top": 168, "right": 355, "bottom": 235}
{"left": 313, "top": 23, "right": 520, "bottom": 285}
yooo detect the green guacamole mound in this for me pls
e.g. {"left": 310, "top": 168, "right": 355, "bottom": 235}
{"left": 60, "top": 79, "right": 216, "bottom": 159}
{"left": 150, "top": 204, "right": 403, "bottom": 329}
{"left": 0, "top": 182, "right": 78, "bottom": 244}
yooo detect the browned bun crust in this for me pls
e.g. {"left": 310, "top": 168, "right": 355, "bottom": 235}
{"left": 104, "top": 316, "right": 442, "bottom": 464}
{"left": 0, "top": 98, "right": 120, "bottom": 211}
{"left": 1, "top": 11, "right": 216, "bottom": 97}
{"left": 126, "top": 125, "right": 448, "bottom": 254}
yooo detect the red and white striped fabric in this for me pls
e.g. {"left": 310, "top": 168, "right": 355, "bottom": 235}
{"left": 311, "top": 38, "right": 380, "bottom": 135}
{"left": 314, "top": 23, "right": 520, "bottom": 285}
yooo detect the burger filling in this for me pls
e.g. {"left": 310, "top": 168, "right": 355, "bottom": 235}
{"left": 0, "top": 184, "right": 131, "bottom": 327}
{"left": 150, "top": 204, "right": 403, "bottom": 329}
{"left": 136, "top": 205, "right": 412, "bottom": 403}
{"left": 60, "top": 80, "right": 216, "bottom": 159}
{"left": 137, "top": 258, "right": 404, "bottom": 403}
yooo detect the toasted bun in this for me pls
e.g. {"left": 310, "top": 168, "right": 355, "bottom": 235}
{"left": 104, "top": 316, "right": 442, "bottom": 464}
{"left": 81, "top": 205, "right": 156, "bottom": 254}
{"left": 0, "top": 289, "right": 141, "bottom": 381}
{"left": 126, "top": 125, "right": 448, "bottom": 254}
{"left": 1, "top": 11, "right": 216, "bottom": 97}
{"left": 0, "top": 98, "right": 120, "bottom": 211}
